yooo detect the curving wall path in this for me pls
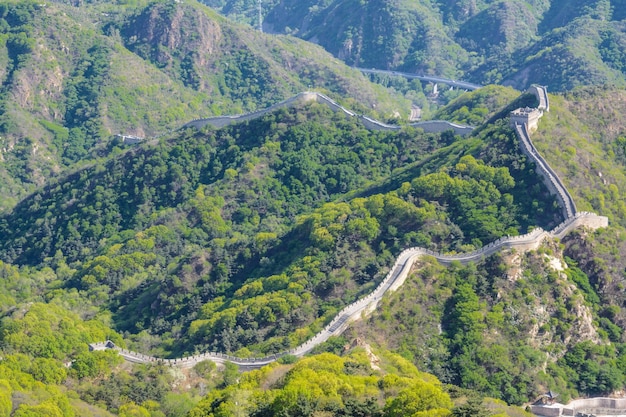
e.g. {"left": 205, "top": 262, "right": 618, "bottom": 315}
{"left": 91, "top": 86, "right": 609, "bottom": 371}
{"left": 183, "top": 92, "right": 475, "bottom": 136}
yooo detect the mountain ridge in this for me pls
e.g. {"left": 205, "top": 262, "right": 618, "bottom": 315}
{"left": 0, "top": 0, "right": 409, "bottom": 212}
{"left": 85, "top": 86, "right": 608, "bottom": 371}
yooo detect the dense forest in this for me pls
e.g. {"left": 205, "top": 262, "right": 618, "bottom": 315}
{"left": 0, "top": 84, "right": 578, "bottom": 416}
{"left": 1, "top": 0, "right": 626, "bottom": 416}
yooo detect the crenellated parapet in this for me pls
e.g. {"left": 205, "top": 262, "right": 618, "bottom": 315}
{"left": 90, "top": 84, "right": 609, "bottom": 370}
{"left": 532, "top": 397, "right": 626, "bottom": 416}
{"left": 510, "top": 85, "right": 576, "bottom": 220}
{"left": 510, "top": 107, "right": 543, "bottom": 132}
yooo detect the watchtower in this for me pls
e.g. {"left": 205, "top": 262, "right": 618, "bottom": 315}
{"left": 510, "top": 107, "right": 543, "bottom": 131}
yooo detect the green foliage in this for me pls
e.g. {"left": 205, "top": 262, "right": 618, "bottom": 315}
{"left": 0, "top": 0, "right": 409, "bottom": 211}
{"left": 78, "top": 363, "right": 174, "bottom": 411}
{"left": 0, "top": 303, "right": 114, "bottom": 360}
{"left": 188, "top": 350, "right": 453, "bottom": 417}
{"left": 0, "top": 93, "right": 562, "bottom": 370}
{"left": 0, "top": 58, "right": 620, "bottom": 417}
{"left": 358, "top": 245, "right": 624, "bottom": 405}
{"left": 62, "top": 42, "right": 111, "bottom": 163}
{"left": 563, "top": 257, "right": 600, "bottom": 305}
{"left": 384, "top": 380, "right": 453, "bottom": 417}
{"left": 218, "top": 0, "right": 626, "bottom": 91}
{"left": 557, "top": 341, "right": 625, "bottom": 395}
{"left": 71, "top": 350, "right": 123, "bottom": 379}
{"left": 193, "top": 360, "right": 217, "bottom": 379}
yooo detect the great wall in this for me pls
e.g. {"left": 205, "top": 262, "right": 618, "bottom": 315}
{"left": 183, "top": 91, "right": 475, "bottom": 136}
{"left": 92, "top": 86, "right": 609, "bottom": 378}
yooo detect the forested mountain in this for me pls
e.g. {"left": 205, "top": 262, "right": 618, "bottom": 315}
{"left": 0, "top": 83, "right": 559, "bottom": 415}
{"left": 0, "top": 0, "right": 407, "bottom": 212}
{"left": 205, "top": 0, "right": 626, "bottom": 91}
{"left": 3, "top": 0, "right": 626, "bottom": 416}
{"left": 345, "top": 85, "right": 626, "bottom": 407}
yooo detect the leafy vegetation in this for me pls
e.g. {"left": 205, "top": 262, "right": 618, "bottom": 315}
{"left": 0, "top": 98, "right": 556, "bottom": 360}
{"left": 0, "top": 83, "right": 581, "bottom": 416}
{"left": 212, "top": 0, "right": 626, "bottom": 92}
{"left": 351, "top": 245, "right": 626, "bottom": 405}
{"left": 0, "top": 0, "right": 409, "bottom": 212}
{"left": 0, "top": 13, "right": 625, "bottom": 412}
{"left": 186, "top": 349, "right": 530, "bottom": 417}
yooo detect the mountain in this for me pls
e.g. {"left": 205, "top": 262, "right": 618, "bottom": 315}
{"left": 2, "top": 2, "right": 626, "bottom": 410}
{"left": 0, "top": 84, "right": 573, "bottom": 413}
{"left": 0, "top": 0, "right": 408, "bottom": 212}
{"left": 1, "top": 74, "right": 626, "bottom": 417}
{"left": 0, "top": 89, "right": 557, "bottom": 356}
{"left": 207, "top": 0, "right": 626, "bottom": 91}
{"left": 343, "top": 85, "right": 626, "bottom": 406}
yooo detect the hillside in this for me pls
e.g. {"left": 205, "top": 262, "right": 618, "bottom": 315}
{"left": 2, "top": 72, "right": 626, "bottom": 416}
{"left": 208, "top": 0, "right": 626, "bottom": 91}
{"left": 329, "top": 85, "right": 626, "bottom": 407}
{"left": 0, "top": 90, "right": 559, "bottom": 356}
{"left": 528, "top": 86, "right": 626, "bottom": 332}
{"left": 0, "top": 85, "right": 579, "bottom": 414}
{"left": 0, "top": 0, "right": 408, "bottom": 212}
{"left": 186, "top": 348, "right": 532, "bottom": 417}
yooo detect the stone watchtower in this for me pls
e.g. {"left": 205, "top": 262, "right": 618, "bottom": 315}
{"left": 510, "top": 107, "right": 543, "bottom": 132}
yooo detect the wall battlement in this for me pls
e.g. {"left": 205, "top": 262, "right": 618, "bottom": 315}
{"left": 90, "top": 84, "right": 609, "bottom": 371}
{"left": 532, "top": 397, "right": 626, "bottom": 416}
{"left": 510, "top": 107, "right": 543, "bottom": 131}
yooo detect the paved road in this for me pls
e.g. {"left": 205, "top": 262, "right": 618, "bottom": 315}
{"left": 356, "top": 68, "right": 483, "bottom": 90}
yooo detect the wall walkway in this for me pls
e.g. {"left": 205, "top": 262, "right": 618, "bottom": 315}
{"left": 183, "top": 92, "right": 475, "bottom": 136}
{"left": 91, "top": 85, "right": 609, "bottom": 371}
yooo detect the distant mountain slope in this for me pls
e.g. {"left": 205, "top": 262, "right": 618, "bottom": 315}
{"left": 208, "top": 0, "right": 626, "bottom": 91}
{"left": 0, "top": 0, "right": 408, "bottom": 212}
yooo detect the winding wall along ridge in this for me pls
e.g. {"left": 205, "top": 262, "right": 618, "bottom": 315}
{"left": 183, "top": 92, "right": 475, "bottom": 136}
{"left": 91, "top": 86, "right": 608, "bottom": 371}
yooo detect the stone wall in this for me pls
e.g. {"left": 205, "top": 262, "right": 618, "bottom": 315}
{"left": 510, "top": 107, "right": 543, "bottom": 131}
{"left": 183, "top": 92, "right": 474, "bottom": 136}
{"left": 89, "top": 214, "right": 607, "bottom": 370}
{"left": 528, "top": 85, "right": 550, "bottom": 112}
{"left": 513, "top": 122, "right": 576, "bottom": 219}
